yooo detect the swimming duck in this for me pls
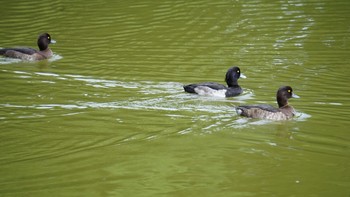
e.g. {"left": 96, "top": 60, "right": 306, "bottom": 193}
{"left": 183, "top": 66, "right": 246, "bottom": 97}
{"left": 236, "top": 86, "right": 299, "bottom": 120}
{"left": 0, "top": 33, "right": 56, "bottom": 61}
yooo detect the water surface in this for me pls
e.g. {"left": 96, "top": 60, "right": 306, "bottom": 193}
{"left": 0, "top": 0, "right": 349, "bottom": 196}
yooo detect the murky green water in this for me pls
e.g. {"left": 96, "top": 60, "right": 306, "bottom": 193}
{"left": 1, "top": 0, "right": 349, "bottom": 196}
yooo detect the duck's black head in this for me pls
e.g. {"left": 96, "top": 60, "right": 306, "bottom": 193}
{"left": 276, "top": 86, "right": 299, "bottom": 108}
{"left": 37, "top": 33, "right": 56, "bottom": 51}
{"left": 225, "top": 66, "right": 246, "bottom": 87}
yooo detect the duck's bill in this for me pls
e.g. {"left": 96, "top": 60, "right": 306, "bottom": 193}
{"left": 50, "top": 39, "right": 56, "bottom": 44}
{"left": 240, "top": 73, "right": 247, "bottom": 79}
{"left": 292, "top": 93, "right": 300, "bottom": 98}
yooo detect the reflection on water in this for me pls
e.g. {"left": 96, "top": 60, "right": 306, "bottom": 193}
{"left": 1, "top": 0, "right": 350, "bottom": 196}
{"left": 0, "top": 57, "right": 22, "bottom": 65}
{"left": 0, "top": 79, "right": 310, "bottom": 121}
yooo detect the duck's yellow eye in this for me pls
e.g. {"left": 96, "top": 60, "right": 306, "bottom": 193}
{"left": 288, "top": 89, "right": 291, "bottom": 93}
{"left": 48, "top": 37, "right": 50, "bottom": 40}
{"left": 237, "top": 70, "right": 240, "bottom": 73}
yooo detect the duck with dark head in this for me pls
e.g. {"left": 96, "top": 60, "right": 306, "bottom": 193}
{"left": 236, "top": 86, "right": 299, "bottom": 120}
{"left": 0, "top": 33, "right": 56, "bottom": 61}
{"left": 183, "top": 66, "right": 246, "bottom": 97}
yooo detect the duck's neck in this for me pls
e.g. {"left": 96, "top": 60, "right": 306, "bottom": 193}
{"left": 277, "top": 95, "right": 288, "bottom": 108}
{"left": 226, "top": 79, "right": 238, "bottom": 87}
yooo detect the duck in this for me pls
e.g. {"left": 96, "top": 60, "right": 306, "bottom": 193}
{"left": 0, "top": 33, "right": 56, "bottom": 61}
{"left": 236, "top": 86, "right": 299, "bottom": 120}
{"left": 183, "top": 66, "right": 246, "bottom": 97}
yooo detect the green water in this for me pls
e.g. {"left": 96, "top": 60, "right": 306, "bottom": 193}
{"left": 1, "top": 0, "right": 349, "bottom": 196}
